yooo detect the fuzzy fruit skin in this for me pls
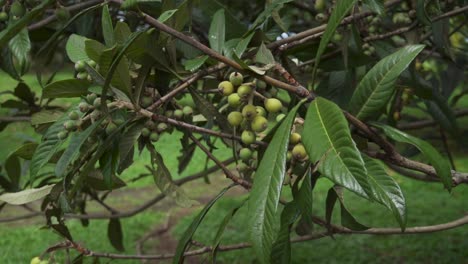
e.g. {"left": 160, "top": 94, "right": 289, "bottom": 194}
{"left": 265, "top": 98, "right": 283, "bottom": 113}
{"left": 227, "top": 111, "right": 243, "bottom": 127}
{"left": 237, "top": 85, "right": 252, "bottom": 99}
{"left": 242, "top": 104, "right": 257, "bottom": 120}
{"left": 182, "top": 106, "right": 193, "bottom": 116}
{"left": 30, "top": 257, "right": 41, "bottom": 264}
{"left": 68, "top": 111, "right": 80, "bottom": 120}
{"left": 227, "top": 93, "right": 242, "bottom": 107}
{"left": 229, "top": 72, "right": 243, "bottom": 86}
{"left": 106, "top": 123, "right": 118, "bottom": 135}
{"left": 87, "top": 60, "right": 97, "bottom": 68}
{"left": 77, "top": 71, "right": 88, "bottom": 80}
{"left": 241, "top": 130, "right": 255, "bottom": 145}
{"left": 237, "top": 162, "right": 249, "bottom": 172}
{"left": 150, "top": 132, "right": 159, "bottom": 142}
{"left": 239, "top": 148, "right": 252, "bottom": 161}
{"left": 87, "top": 93, "right": 97, "bottom": 104}
{"left": 75, "top": 60, "right": 86, "bottom": 71}
{"left": 218, "top": 81, "right": 234, "bottom": 96}
{"left": 255, "top": 106, "right": 266, "bottom": 117}
{"left": 79, "top": 102, "right": 90, "bottom": 113}
{"left": 57, "top": 131, "right": 68, "bottom": 140}
{"left": 292, "top": 144, "right": 307, "bottom": 160}
{"left": 251, "top": 116, "right": 268, "bottom": 132}
{"left": 93, "top": 98, "right": 102, "bottom": 108}
{"left": 141, "top": 127, "right": 150, "bottom": 137}
{"left": 0, "top": 12, "right": 8, "bottom": 22}
{"left": 276, "top": 113, "right": 286, "bottom": 122}
{"left": 157, "top": 123, "right": 168, "bottom": 132}
{"left": 174, "top": 109, "right": 184, "bottom": 119}
{"left": 140, "top": 96, "right": 153, "bottom": 108}
{"left": 290, "top": 133, "right": 301, "bottom": 144}
{"left": 64, "top": 120, "right": 78, "bottom": 132}
{"left": 11, "top": 1, "right": 25, "bottom": 18}
{"left": 255, "top": 79, "right": 267, "bottom": 90}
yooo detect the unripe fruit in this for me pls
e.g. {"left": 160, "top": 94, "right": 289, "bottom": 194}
{"left": 290, "top": 132, "right": 301, "bottom": 144}
{"left": 315, "top": 13, "right": 326, "bottom": 22}
{"left": 87, "top": 60, "right": 97, "bottom": 68}
{"left": 255, "top": 106, "right": 266, "bottom": 117}
{"left": 286, "top": 151, "right": 292, "bottom": 162}
{"left": 113, "top": 118, "right": 125, "bottom": 125}
{"left": 237, "top": 85, "right": 252, "bottom": 99}
{"left": 57, "top": 131, "right": 68, "bottom": 140}
{"left": 64, "top": 120, "right": 78, "bottom": 132}
{"left": 141, "top": 127, "right": 150, "bottom": 137}
{"left": 227, "top": 111, "right": 243, "bottom": 127}
{"left": 256, "top": 79, "right": 267, "bottom": 89}
{"left": 183, "top": 106, "right": 193, "bottom": 116}
{"left": 229, "top": 72, "right": 243, "bottom": 86}
{"left": 241, "top": 130, "right": 255, "bottom": 145}
{"left": 239, "top": 148, "right": 252, "bottom": 161}
{"left": 31, "top": 257, "right": 41, "bottom": 264}
{"left": 0, "top": 12, "right": 8, "bottom": 22}
{"left": 237, "top": 162, "right": 250, "bottom": 173}
{"left": 174, "top": 109, "right": 184, "bottom": 119}
{"left": 292, "top": 144, "right": 307, "bottom": 160}
{"left": 165, "top": 110, "right": 174, "bottom": 118}
{"left": 227, "top": 93, "right": 242, "bottom": 107}
{"left": 145, "top": 120, "right": 157, "bottom": 130}
{"left": 314, "top": 0, "right": 325, "bottom": 11}
{"left": 218, "top": 81, "right": 234, "bottom": 96}
{"left": 55, "top": 6, "right": 70, "bottom": 22}
{"left": 93, "top": 98, "right": 102, "bottom": 108}
{"left": 140, "top": 96, "right": 153, "bottom": 108}
{"left": 77, "top": 71, "right": 88, "bottom": 80}
{"left": 87, "top": 93, "right": 97, "bottom": 104}
{"left": 11, "top": 1, "right": 25, "bottom": 18}
{"left": 276, "top": 113, "right": 286, "bottom": 122}
{"left": 90, "top": 109, "right": 102, "bottom": 119}
{"left": 79, "top": 102, "right": 90, "bottom": 113}
{"left": 332, "top": 33, "right": 343, "bottom": 42}
{"left": 265, "top": 98, "right": 282, "bottom": 113}
{"left": 106, "top": 122, "right": 118, "bottom": 135}
{"left": 251, "top": 115, "right": 268, "bottom": 132}
{"left": 393, "top": 111, "right": 401, "bottom": 121}
{"left": 157, "top": 123, "right": 168, "bottom": 132}
{"left": 87, "top": 74, "right": 93, "bottom": 82}
{"left": 150, "top": 132, "right": 159, "bottom": 142}
{"left": 242, "top": 104, "right": 257, "bottom": 120}
{"left": 75, "top": 60, "right": 86, "bottom": 72}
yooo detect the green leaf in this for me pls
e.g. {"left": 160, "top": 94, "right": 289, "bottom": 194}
{"left": 363, "top": 0, "right": 384, "bottom": 14}
{"left": 8, "top": 28, "right": 31, "bottom": 75}
{"left": 86, "top": 170, "right": 126, "bottom": 190}
{"left": 189, "top": 88, "right": 231, "bottom": 134}
{"left": 249, "top": 101, "right": 303, "bottom": 264}
{"left": 107, "top": 218, "right": 125, "bottom": 252}
{"left": 114, "top": 21, "right": 132, "bottom": 45}
{"left": 293, "top": 170, "right": 314, "bottom": 228}
{"left": 271, "top": 202, "right": 299, "bottom": 264}
{"left": 5, "top": 155, "right": 20, "bottom": 188}
{"left": 208, "top": 9, "right": 225, "bottom": 53}
{"left": 256, "top": 43, "right": 275, "bottom": 65}
{"left": 0, "top": 0, "right": 54, "bottom": 48}
{"left": 14, "top": 82, "right": 35, "bottom": 105}
{"left": 371, "top": 123, "right": 452, "bottom": 191}
{"left": 248, "top": 0, "right": 292, "bottom": 35}
{"left": 173, "top": 184, "right": 234, "bottom": 264}
{"left": 85, "top": 39, "right": 106, "bottom": 62}
{"left": 158, "top": 9, "right": 178, "bottom": 23}
{"left": 312, "top": 0, "right": 357, "bottom": 80}
{"left": 0, "top": 184, "right": 54, "bottom": 205}
{"left": 56, "top": 119, "right": 104, "bottom": 177}
{"left": 302, "top": 97, "right": 371, "bottom": 198}
{"left": 416, "top": 0, "right": 431, "bottom": 26}
{"left": 43, "top": 79, "right": 91, "bottom": 98}
{"left": 184, "top": 55, "right": 209, "bottom": 72}
{"left": 31, "top": 110, "right": 64, "bottom": 125}
{"left": 102, "top": 5, "right": 115, "bottom": 46}
{"left": 348, "top": 45, "right": 424, "bottom": 121}
{"left": 66, "top": 34, "right": 90, "bottom": 63}
{"left": 363, "top": 155, "right": 406, "bottom": 229}
{"left": 326, "top": 187, "right": 368, "bottom": 230}
{"left": 10, "top": 143, "right": 38, "bottom": 160}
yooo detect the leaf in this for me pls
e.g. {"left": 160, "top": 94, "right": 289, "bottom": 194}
{"left": 0, "top": 184, "right": 54, "bottom": 205}
{"left": 371, "top": 123, "right": 452, "bottom": 191}
{"left": 66, "top": 34, "right": 90, "bottom": 63}
{"left": 114, "top": 21, "right": 131, "bottom": 45}
{"left": 293, "top": 170, "right": 314, "bottom": 228}
{"left": 86, "top": 170, "right": 126, "bottom": 190}
{"left": 56, "top": 119, "right": 104, "bottom": 177}
{"left": 173, "top": 184, "right": 234, "bottom": 264}
{"left": 312, "top": 0, "right": 357, "bottom": 80}
{"left": 158, "top": 9, "right": 178, "bottom": 23}
{"left": 363, "top": 0, "right": 384, "bottom": 14}
{"left": 183, "top": 55, "right": 209, "bottom": 72}
{"left": 416, "top": 0, "right": 431, "bottom": 26}
{"left": 5, "top": 155, "right": 20, "bottom": 188}
{"left": 348, "top": 45, "right": 424, "bottom": 121}
{"left": 249, "top": 101, "right": 303, "bottom": 264}
{"left": 11, "top": 143, "right": 38, "bottom": 160}
{"left": 208, "top": 9, "right": 225, "bottom": 53}
{"left": 118, "top": 122, "right": 144, "bottom": 166}
{"left": 14, "top": 82, "right": 35, "bottom": 105}
{"left": 363, "top": 155, "right": 406, "bottom": 229}
{"left": 85, "top": 39, "right": 106, "bottom": 62}
{"left": 102, "top": 5, "right": 115, "bottom": 46}
{"left": 189, "top": 88, "right": 231, "bottom": 134}
{"left": 248, "top": 0, "right": 293, "bottom": 35}
{"left": 303, "top": 97, "right": 371, "bottom": 198}
{"left": 271, "top": 202, "right": 299, "bottom": 264}
{"left": 107, "top": 218, "right": 125, "bottom": 252}
{"left": 256, "top": 43, "right": 275, "bottom": 65}
{"left": 31, "top": 110, "right": 64, "bottom": 125}
{"left": 43, "top": 79, "right": 91, "bottom": 98}
{"left": 8, "top": 28, "right": 31, "bottom": 75}
{"left": 325, "top": 187, "right": 368, "bottom": 230}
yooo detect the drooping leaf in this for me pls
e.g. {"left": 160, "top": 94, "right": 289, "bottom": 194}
{"left": 86, "top": 170, "right": 126, "bottom": 191}
{"left": 248, "top": 0, "right": 293, "bottom": 35}
{"left": 107, "top": 218, "right": 125, "bottom": 252}
{"left": 184, "top": 55, "right": 209, "bottom": 72}
{"left": 55, "top": 119, "right": 104, "bottom": 177}
{"left": 256, "top": 43, "right": 275, "bottom": 65}
{"left": 312, "top": 0, "right": 358, "bottom": 80}
{"left": 5, "top": 155, "right": 21, "bottom": 188}
{"left": 173, "top": 184, "right": 234, "bottom": 264}
{"left": 348, "top": 45, "right": 424, "bottom": 121}
{"left": 42, "top": 79, "right": 91, "bottom": 98}
{"left": 363, "top": 0, "right": 384, "bottom": 14}
{"left": 325, "top": 187, "right": 368, "bottom": 230}
{"left": 189, "top": 88, "right": 231, "bottom": 134}
{"left": 66, "top": 34, "right": 90, "bottom": 63}
{"left": 363, "top": 155, "right": 406, "bottom": 229}
{"left": 303, "top": 97, "right": 371, "bottom": 198}
{"left": 208, "top": 9, "right": 225, "bottom": 53}
{"left": 31, "top": 110, "right": 64, "bottom": 125}
{"left": 293, "top": 170, "right": 314, "bottom": 228}
{"left": 249, "top": 101, "right": 303, "bottom": 264}
{"left": 371, "top": 123, "right": 452, "bottom": 191}
{"left": 271, "top": 202, "right": 299, "bottom": 264}
{"left": 10, "top": 143, "right": 38, "bottom": 160}
{"left": 416, "top": 0, "right": 431, "bottom": 26}
{"left": 102, "top": 5, "right": 115, "bottom": 46}
{"left": 0, "top": 184, "right": 54, "bottom": 205}
{"left": 14, "top": 82, "right": 35, "bottom": 105}
{"left": 8, "top": 28, "right": 31, "bottom": 75}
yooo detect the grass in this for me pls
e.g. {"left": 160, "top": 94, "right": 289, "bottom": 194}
{"left": 1, "top": 72, "right": 468, "bottom": 263}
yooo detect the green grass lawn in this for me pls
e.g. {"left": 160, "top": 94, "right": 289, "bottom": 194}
{"left": 1, "top": 72, "right": 467, "bottom": 263}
